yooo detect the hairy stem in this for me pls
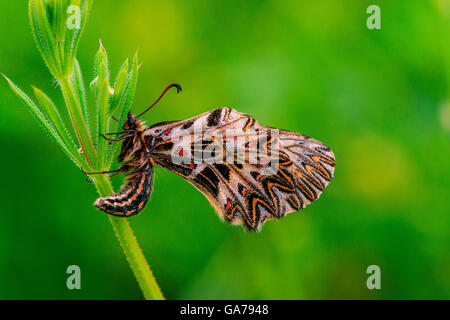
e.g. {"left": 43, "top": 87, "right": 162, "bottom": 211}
{"left": 23, "top": 0, "right": 162, "bottom": 300}
{"left": 94, "top": 174, "right": 165, "bottom": 300}
{"left": 59, "top": 77, "right": 97, "bottom": 168}
{"left": 60, "top": 74, "right": 163, "bottom": 300}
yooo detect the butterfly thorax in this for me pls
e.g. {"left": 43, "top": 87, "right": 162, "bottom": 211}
{"left": 118, "top": 113, "right": 149, "bottom": 163}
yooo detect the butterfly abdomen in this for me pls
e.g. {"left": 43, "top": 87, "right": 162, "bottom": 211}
{"left": 94, "top": 166, "right": 154, "bottom": 217}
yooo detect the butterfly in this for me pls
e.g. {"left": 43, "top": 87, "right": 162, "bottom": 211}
{"left": 84, "top": 84, "right": 335, "bottom": 231}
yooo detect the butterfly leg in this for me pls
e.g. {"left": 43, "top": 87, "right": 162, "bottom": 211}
{"left": 81, "top": 167, "right": 124, "bottom": 176}
{"left": 105, "top": 130, "right": 133, "bottom": 136}
{"left": 100, "top": 133, "right": 132, "bottom": 142}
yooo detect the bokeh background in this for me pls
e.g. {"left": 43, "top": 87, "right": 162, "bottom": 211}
{"left": 0, "top": 0, "right": 449, "bottom": 299}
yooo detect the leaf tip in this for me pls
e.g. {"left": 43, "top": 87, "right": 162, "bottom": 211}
{"left": 31, "top": 85, "right": 40, "bottom": 94}
{"left": 2, "top": 73, "right": 16, "bottom": 89}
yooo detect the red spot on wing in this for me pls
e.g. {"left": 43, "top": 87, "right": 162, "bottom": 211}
{"left": 225, "top": 200, "right": 232, "bottom": 212}
{"left": 164, "top": 129, "right": 172, "bottom": 135}
{"left": 242, "top": 188, "right": 248, "bottom": 196}
{"left": 178, "top": 147, "right": 185, "bottom": 156}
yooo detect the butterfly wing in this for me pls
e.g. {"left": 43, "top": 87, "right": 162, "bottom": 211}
{"left": 277, "top": 129, "right": 335, "bottom": 209}
{"left": 145, "top": 108, "right": 335, "bottom": 230}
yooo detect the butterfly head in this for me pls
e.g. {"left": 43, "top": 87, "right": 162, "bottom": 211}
{"left": 124, "top": 112, "right": 141, "bottom": 131}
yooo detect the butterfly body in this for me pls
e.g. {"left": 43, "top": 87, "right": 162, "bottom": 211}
{"left": 93, "top": 115, "right": 154, "bottom": 216}
{"left": 93, "top": 106, "right": 335, "bottom": 231}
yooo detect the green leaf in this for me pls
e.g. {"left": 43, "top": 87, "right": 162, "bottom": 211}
{"left": 96, "top": 78, "right": 110, "bottom": 169}
{"left": 32, "top": 86, "right": 79, "bottom": 156}
{"left": 106, "top": 51, "right": 139, "bottom": 167}
{"left": 116, "top": 51, "right": 139, "bottom": 128}
{"left": 29, "top": 0, "right": 92, "bottom": 79}
{"left": 91, "top": 40, "right": 109, "bottom": 96}
{"left": 94, "top": 40, "right": 109, "bottom": 78}
{"left": 59, "top": 77, "right": 97, "bottom": 168}
{"left": 66, "top": 0, "right": 92, "bottom": 74}
{"left": 29, "top": 0, "right": 61, "bottom": 77}
{"left": 71, "top": 58, "right": 89, "bottom": 133}
{"left": 3, "top": 74, "right": 84, "bottom": 167}
{"left": 110, "top": 58, "right": 129, "bottom": 113}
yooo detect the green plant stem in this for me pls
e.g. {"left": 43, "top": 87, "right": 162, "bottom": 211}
{"left": 59, "top": 77, "right": 97, "bottom": 168}
{"left": 94, "top": 174, "right": 165, "bottom": 300}
{"left": 59, "top": 74, "right": 163, "bottom": 300}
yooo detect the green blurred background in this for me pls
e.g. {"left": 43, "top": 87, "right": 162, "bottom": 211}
{"left": 0, "top": 0, "right": 449, "bottom": 299}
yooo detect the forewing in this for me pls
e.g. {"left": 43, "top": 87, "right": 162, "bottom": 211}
{"left": 146, "top": 107, "right": 335, "bottom": 230}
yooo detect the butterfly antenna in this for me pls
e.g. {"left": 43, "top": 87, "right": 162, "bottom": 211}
{"left": 137, "top": 83, "right": 182, "bottom": 118}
